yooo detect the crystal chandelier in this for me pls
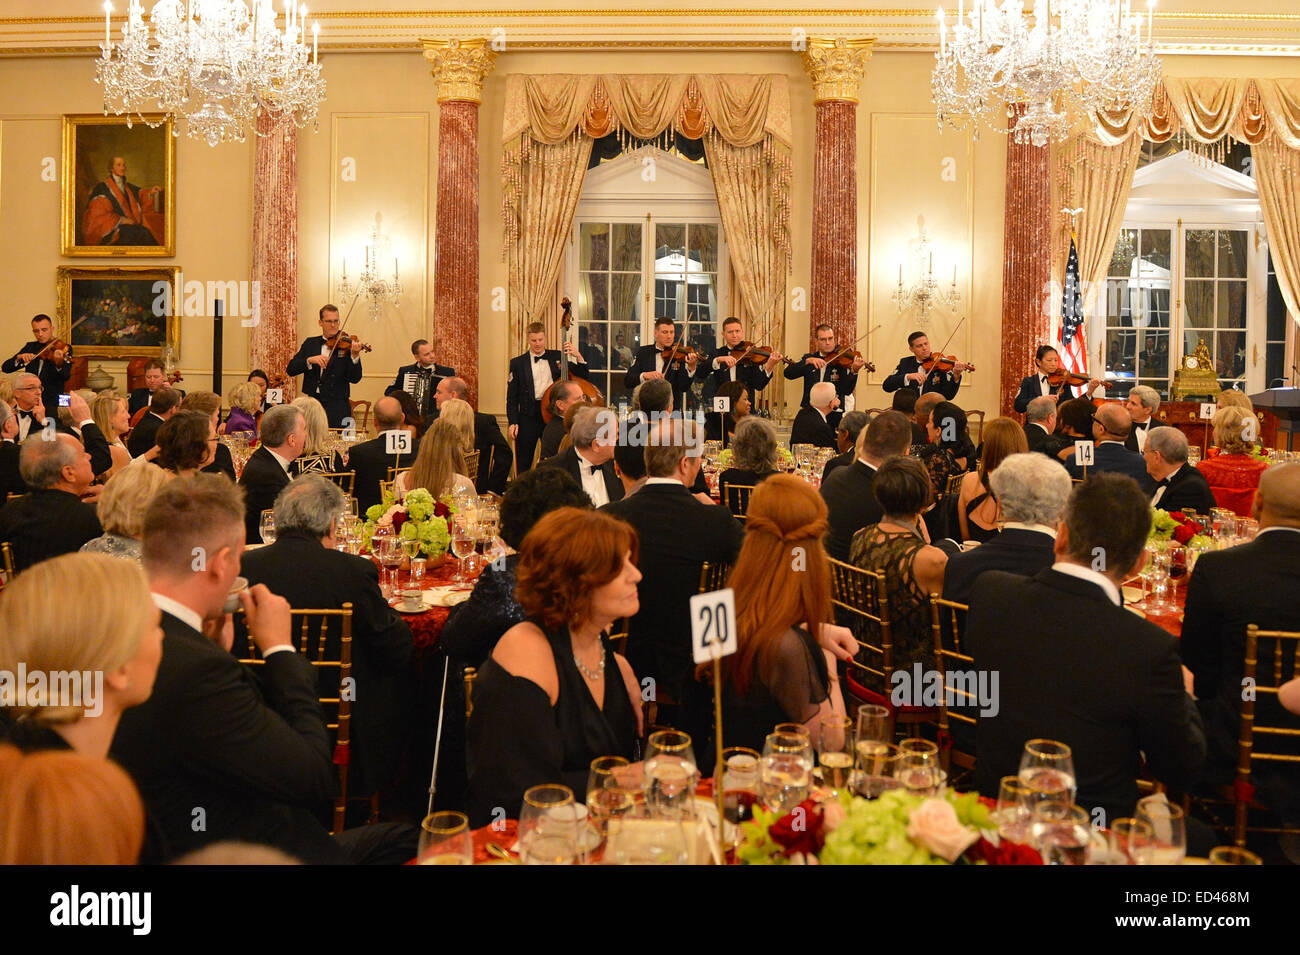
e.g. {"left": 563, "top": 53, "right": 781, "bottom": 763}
{"left": 932, "top": 0, "right": 1161, "bottom": 147}
{"left": 96, "top": 0, "right": 325, "bottom": 146}
{"left": 892, "top": 216, "right": 961, "bottom": 327}
{"left": 337, "top": 213, "right": 403, "bottom": 322}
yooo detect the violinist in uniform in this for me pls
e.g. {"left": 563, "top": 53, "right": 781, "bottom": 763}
{"left": 696, "top": 316, "right": 783, "bottom": 399}
{"left": 783, "top": 322, "right": 868, "bottom": 409}
{"left": 881, "top": 330, "right": 966, "bottom": 401}
{"left": 287, "top": 304, "right": 365, "bottom": 427}
{"left": 624, "top": 317, "right": 698, "bottom": 411}
{"left": 1013, "top": 344, "right": 1104, "bottom": 413}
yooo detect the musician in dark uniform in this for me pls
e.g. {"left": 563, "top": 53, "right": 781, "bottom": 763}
{"left": 3, "top": 314, "right": 72, "bottom": 413}
{"left": 1013, "top": 344, "right": 1104, "bottom": 414}
{"left": 696, "top": 316, "right": 783, "bottom": 400}
{"left": 783, "top": 322, "right": 867, "bottom": 409}
{"left": 286, "top": 304, "right": 365, "bottom": 428}
{"left": 624, "top": 317, "right": 699, "bottom": 412}
{"left": 386, "top": 339, "right": 455, "bottom": 421}
{"left": 881, "top": 330, "right": 967, "bottom": 401}
{"left": 506, "top": 321, "right": 589, "bottom": 472}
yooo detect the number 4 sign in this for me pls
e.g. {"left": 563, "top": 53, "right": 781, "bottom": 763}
{"left": 691, "top": 588, "right": 737, "bottom": 664}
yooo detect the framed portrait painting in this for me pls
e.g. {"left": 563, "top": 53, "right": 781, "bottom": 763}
{"left": 56, "top": 266, "right": 180, "bottom": 359}
{"left": 62, "top": 113, "right": 175, "bottom": 257}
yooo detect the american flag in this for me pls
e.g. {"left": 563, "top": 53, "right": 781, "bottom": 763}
{"left": 1057, "top": 234, "right": 1089, "bottom": 381}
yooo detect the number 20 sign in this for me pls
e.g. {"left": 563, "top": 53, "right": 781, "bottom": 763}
{"left": 691, "top": 588, "right": 737, "bottom": 664}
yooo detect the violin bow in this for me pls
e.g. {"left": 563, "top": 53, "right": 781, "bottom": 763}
{"left": 932, "top": 316, "right": 966, "bottom": 358}
{"left": 824, "top": 323, "right": 882, "bottom": 366}
{"left": 323, "top": 289, "right": 364, "bottom": 368}
{"left": 29, "top": 315, "right": 90, "bottom": 362}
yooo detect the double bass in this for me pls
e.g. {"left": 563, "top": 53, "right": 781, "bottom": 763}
{"left": 541, "top": 297, "right": 604, "bottom": 423}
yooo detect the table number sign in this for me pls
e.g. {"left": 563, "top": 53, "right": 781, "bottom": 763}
{"left": 1073, "top": 440, "right": 1095, "bottom": 467}
{"left": 385, "top": 429, "right": 413, "bottom": 455}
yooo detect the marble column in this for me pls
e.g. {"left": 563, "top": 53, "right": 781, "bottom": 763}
{"left": 999, "top": 103, "right": 1053, "bottom": 417}
{"left": 421, "top": 38, "right": 497, "bottom": 408}
{"left": 801, "top": 38, "right": 874, "bottom": 353}
{"left": 250, "top": 110, "right": 298, "bottom": 399}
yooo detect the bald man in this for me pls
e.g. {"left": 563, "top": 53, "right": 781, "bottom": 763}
{"left": 1066, "top": 402, "right": 1151, "bottom": 491}
{"left": 344, "top": 395, "right": 411, "bottom": 513}
{"left": 1182, "top": 464, "right": 1300, "bottom": 820}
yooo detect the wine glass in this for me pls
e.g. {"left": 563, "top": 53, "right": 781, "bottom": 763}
{"left": 1134, "top": 797, "right": 1186, "bottom": 864}
{"left": 896, "top": 738, "right": 942, "bottom": 797}
{"left": 760, "top": 732, "right": 813, "bottom": 813}
{"left": 1030, "top": 802, "right": 1092, "bottom": 865}
{"left": 645, "top": 730, "right": 698, "bottom": 820}
{"left": 519, "top": 784, "right": 579, "bottom": 865}
{"left": 1107, "top": 818, "right": 1154, "bottom": 866}
{"left": 816, "top": 714, "right": 853, "bottom": 794}
{"left": 401, "top": 536, "right": 421, "bottom": 563}
{"left": 853, "top": 741, "right": 900, "bottom": 799}
{"left": 1018, "top": 739, "right": 1077, "bottom": 808}
{"left": 855, "top": 704, "right": 891, "bottom": 746}
{"left": 773, "top": 722, "right": 811, "bottom": 741}
{"left": 450, "top": 513, "right": 476, "bottom": 586}
{"left": 720, "top": 747, "right": 760, "bottom": 844}
{"left": 376, "top": 536, "right": 404, "bottom": 597}
{"left": 417, "top": 811, "right": 473, "bottom": 865}
{"left": 1208, "top": 846, "right": 1262, "bottom": 865}
{"left": 259, "top": 509, "right": 276, "bottom": 545}
{"left": 1166, "top": 544, "right": 1188, "bottom": 599}
{"left": 1147, "top": 547, "right": 1173, "bottom": 612}
{"left": 587, "top": 756, "right": 633, "bottom": 839}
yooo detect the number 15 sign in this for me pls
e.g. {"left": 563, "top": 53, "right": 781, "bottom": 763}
{"left": 691, "top": 588, "right": 737, "bottom": 664}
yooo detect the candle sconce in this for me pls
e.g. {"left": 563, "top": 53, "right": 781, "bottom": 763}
{"left": 337, "top": 211, "right": 403, "bottom": 321}
{"left": 892, "top": 214, "right": 961, "bottom": 326}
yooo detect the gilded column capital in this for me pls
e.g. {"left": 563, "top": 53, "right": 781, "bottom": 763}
{"left": 800, "top": 37, "right": 875, "bottom": 104}
{"left": 419, "top": 37, "right": 498, "bottom": 104}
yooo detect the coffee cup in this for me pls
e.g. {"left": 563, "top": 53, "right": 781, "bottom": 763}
{"left": 399, "top": 589, "right": 425, "bottom": 612}
{"left": 222, "top": 576, "right": 249, "bottom": 614}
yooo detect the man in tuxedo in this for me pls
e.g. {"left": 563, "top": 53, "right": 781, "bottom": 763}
{"left": 345, "top": 397, "right": 409, "bottom": 514}
{"left": 110, "top": 474, "right": 345, "bottom": 863}
{"left": 538, "top": 405, "right": 622, "bottom": 508}
{"left": 821, "top": 411, "right": 869, "bottom": 482}
{"left": 942, "top": 452, "right": 1070, "bottom": 607}
{"left": 127, "top": 386, "right": 180, "bottom": 458}
{"left": 881, "top": 331, "right": 966, "bottom": 401}
{"left": 128, "top": 360, "right": 170, "bottom": 416}
{"left": 8, "top": 378, "right": 112, "bottom": 478}
{"left": 624, "top": 317, "right": 699, "bottom": 413}
{"left": 538, "top": 380, "right": 586, "bottom": 463}
{"left": 9, "top": 373, "right": 52, "bottom": 445}
{"left": 0, "top": 402, "right": 22, "bottom": 498}
{"left": 1123, "top": 385, "right": 1161, "bottom": 453}
{"left": 967, "top": 473, "right": 1205, "bottom": 822}
{"left": 434, "top": 376, "right": 512, "bottom": 494}
{"left": 1066, "top": 403, "right": 1151, "bottom": 490}
{"left": 241, "top": 475, "right": 414, "bottom": 796}
{"left": 0, "top": 434, "right": 100, "bottom": 571}
{"left": 1022, "top": 396, "right": 1058, "bottom": 456}
{"left": 789, "top": 382, "right": 840, "bottom": 450}
{"left": 4, "top": 314, "right": 73, "bottom": 414}
{"left": 505, "top": 321, "right": 589, "bottom": 472}
{"left": 286, "top": 304, "right": 365, "bottom": 427}
{"left": 1182, "top": 464, "right": 1300, "bottom": 815}
{"left": 238, "top": 405, "right": 305, "bottom": 542}
{"left": 821, "top": 411, "right": 912, "bottom": 562}
{"left": 603, "top": 417, "right": 744, "bottom": 703}
{"left": 1144, "top": 427, "right": 1216, "bottom": 514}
{"left": 783, "top": 322, "right": 866, "bottom": 410}
{"left": 386, "top": 338, "right": 455, "bottom": 422}
{"left": 697, "top": 316, "right": 783, "bottom": 400}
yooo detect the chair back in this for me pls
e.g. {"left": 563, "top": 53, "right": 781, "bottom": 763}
{"left": 929, "top": 594, "right": 976, "bottom": 777}
{"left": 1234, "top": 624, "right": 1300, "bottom": 846}
{"left": 965, "top": 409, "right": 986, "bottom": 443}
{"left": 0, "top": 541, "right": 14, "bottom": 582}
{"left": 722, "top": 483, "right": 756, "bottom": 520}
{"left": 321, "top": 470, "right": 355, "bottom": 496}
{"left": 829, "top": 557, "right": 892, "bottom": 693}
{"left": 464, "top": 666, "right": 477, "bottom": 722}
{"left": 237, "top": 603, "right": 354, "bottom": 834}
{"left": 463, "top": 449, "right": 480, "bottom": 485}
{"left": 348, "top": 399, "right": 372, "bottom": 435}
{"left": 5, "top": 492, "right": 23, "bottom": 503}
{"left": 944, "top": 472, "right": 965, "bottom": 500}
{"left": 697, "top": 561, "right": 732, "bottom": 594}
{"left": 606, "top": 619, "right": 629, "bottom": 657}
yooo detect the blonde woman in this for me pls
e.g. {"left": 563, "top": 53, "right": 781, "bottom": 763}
{"left": 437, "top": 397, "right": 476, "bottom": 454}
{"left": 1216, "top": 390, "right": 1254, "bottom": 414}
{"left": 395, "top": 419, "right": 476, "bottom": 500}
{"left": 289, "top": 395, "right": 345, "bottom": 476}
{"left": 81, "top": 461, "right": 171, "bottom": 563}
{"left": 92, "top": 391, "right": 133, "bottom": 478}
{"left": 1198, "top": 405, "right": 1267, "bottom": 516}
{"left": 223, "top": 380, "right": 262, "bottom": 437}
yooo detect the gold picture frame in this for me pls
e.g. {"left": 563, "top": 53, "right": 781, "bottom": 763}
{"left": 62, "top": 113, "right": 175, "bottom": 257}
{"left": 56, "top": 265, "right": 180, "bottom": 359}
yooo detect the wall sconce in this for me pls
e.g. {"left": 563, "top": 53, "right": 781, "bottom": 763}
{"left": 337, "top": 211, "right": 403, "bottom": 321}
{"left": 892, "top": 215, "right": 960, "bottom": 326}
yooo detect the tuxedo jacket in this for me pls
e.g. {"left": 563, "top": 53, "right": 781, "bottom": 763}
{"left": 1013, "top": 373, "right": 1068, "bottom": 414}
{"left": 346, "top": 433, "right": 410, "bottom": 514}
{"left": 941, "top": 527, "right": 1057, "bottom": 608}
{"left": 1153, "top": 463, "right": 1216, "bottom": 515}
{"left": 237, "top": 446, "right": 291, "bottom": 542}
{"left": 695, "top": 345, "right": 774, "bottom": 395}
{"left": 881, "top": 355, "right": 960, "bottom": 400}
{"left": 602, "top": 482, "right": 745, "bottom": 699}
{"left": 0, "top": 487, "right": 102, "bottom": 572}
{"left": 287, "top": 336, "right": 364, "bottom": 404}
{"left": 0, "top": 441, "right": 23, "bottom": 498}
{"left": 240, "top": 530, "right": 415, "bottom": 793}
{"left": 1023, "top": 421, "right": 1053, "bottom": 454}
{"left": 3, "top": 344, "right": 72, "bottom": 413}
{"left": 385, "top": 362, "right": 455, "bottom": 420}
{"left": 820, "top": 460, "right": 881, "bottom": 563}
{"left": 967, "top": 568, "right": 1205, "bottom": 821}
{"left": 789, "top": 406, "right": 838, "bottom": 450}
{"left": 506, "top": 350, "right": 589, "bottom": 426}
{"left": 538, "top": 414, "right": 567, "bottom": 462}
{"left": 624, "top": 345, "right": 695, "bottom": 410}
{"left": 822, "top": 449, "right": 853, "bottom": 483}
{"left": 1066, "top": 440, "right": 1153, "bottom": 492}
{"left": 783, "top": 353, "right": 860, "bottom": 408}
{"left": 538, "top": 445, "right": 624, "bottom": 507}
{"left": 474, "top": 411, "right": 513, "bottom": 494}
{"left": 111, "top": 611, "right": 342, "bottom": 863}
{"left": 1124, "top": 419, "right": 1157, "bottom": 453}
{"left": 1181, "top": 529, "right": 1300, "bottom": 780}
{"left": 127, "top": 411, "right": 165, "bottom": 458}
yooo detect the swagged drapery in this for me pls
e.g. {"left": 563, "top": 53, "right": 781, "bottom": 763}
{"left": 501, "top": 74, "right": 793, "bottom": 351}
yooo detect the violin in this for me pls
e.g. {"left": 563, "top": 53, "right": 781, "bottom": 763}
{"left": 920, "top": 353, "right": 974, "bottom": 374}
{"left": 660, "top": 342, "right": 699, "bottom": 364}
{"left": 824, "top": 348, "right": 876, "bottom": 373}
{"left": 326, "top": 332, "right": 372, "bottom": 355}
{"left": 1045, "top": 369, "right": 1112, "bottom": 389}
{"left": 728, "top": 341, "right": 794, "bottom": 366}
{"left": 27, "top": 316, "right": 90, "bottom": 367}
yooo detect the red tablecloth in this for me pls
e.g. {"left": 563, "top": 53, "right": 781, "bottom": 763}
{"left": 371, "top": 555, "right": 481, "bottom": 651}
{"left": 1123, "top": 576, "right": 1186, "bottom": 638}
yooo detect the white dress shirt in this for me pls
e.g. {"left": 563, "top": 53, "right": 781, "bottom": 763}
{"left": 1131, "top": 417, "right": 1153, "bottom": 452}
{"left": 267, "top": 447, "right": 294, "bottom": 476}
{"left": 17, "top": 411, "right": 35, "bottom": 442}
{"left": 1050, "top": 561, "right": 1121, "bottom": 606}
{"left": 1037, "top": 374, "right": 1054, "bottom": 397}
{"left": 1003, "top": 521, "right": 1058, "bottom": 538}
{"left": 1150, "top": 463, "right": 1183, "bottom": 506}
{"left": 531, "top": 352, "right": 553, "bottom": 400}
{"left": 576, "top": 448, "right": 609, "bottom": 507}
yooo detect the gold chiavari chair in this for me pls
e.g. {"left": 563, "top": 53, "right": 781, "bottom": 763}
{"left": 348, "top": 399, "right": 372, "bottom": 435}
{"left": 697, "top": 561, "right": 732, "bottom": 595}
{"left": 464, "top": 666, "right": 477, "bottom": 722}
{"left": 237, "top": 603, "right": 363, "bottom": 832}
{"left": 1, "top": 541, "right": 15, "bottom": 582}
{"left": 5, "top": 492, "right": 24, "bottom": 503}
{"left": 321, "top": 471, "right": 355, "bottom": 496}
{"left": 965, "top": 409, "right": 987, "bottom": 444}
{"left": 463, "top": 449, "right": 480, "bottom": 484}
{"left": 722, "top": 484, "right": 756, "bottom": 521}
{"left": 1232, "top": 625, "right": 1300, "bottom": 847}
{"left": 944, "top": 472, "right": 965, "bottom": 501}
{"left": 929, "top": 594, "right": 976, "bottom": 783}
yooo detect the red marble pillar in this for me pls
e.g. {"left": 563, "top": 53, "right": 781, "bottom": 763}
{"left": 250, "top": 111, "right": 298, "bottom": 399}
{"left": 422, "top": 38, "right": 497, "bottom": 408}
{"left": 999, "top": 104, "right": 1053, "bottom": 417}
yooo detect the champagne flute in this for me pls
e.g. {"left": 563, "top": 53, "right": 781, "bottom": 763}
{"left": 587, "top": 756, "right": 632, "bottom": 839}
{"left": 259, "top": 509, "right": 276, "bottom": 545}
{"left": 760, "top": 732, "right": 813, "bottom": 813}
{"left": 1018, "top": 738, "right": 1076, "bottom": 808}
{"left": 995, "top": 775, "right": 1035, "bottom": 844}
{"left": 1031, "top": 802, "right": 1092, "bottom": 865}
{"left": 450, "top": 513, "right": 475, "bottom": 586}
{"left": 1134, "top": 797, "right": 1186, "bottom": 864}
{"left": 519, "top": 784, "right": 578, "bottom": 865}
{"left": 855, "top": 704, "right": 891, "bottom": 746}
{"left": 417, "top": 810, "right": 473, "bottom": 865}
{"left": 816, "top": 714, "right": 853, "bottom": 793}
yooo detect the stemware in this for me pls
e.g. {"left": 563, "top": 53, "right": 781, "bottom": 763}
{"left": 450, "top": 513, "right": 476, "bottom": 586}
{"left": 1106, "top": 818, "right": 1154, "bottom": 866}
{"left": 417, "top": 811, "right": 472, "bottom": 865}
{"left": 587, "top": 756, "right": 634, "bottom": 838}
{"left": 1018, "top": 739, "right": 1077, "bottom": 807}
{"left": 604, "top": 817, "right": 689, "bottom": 865}
{"left": 816, "top": 715, "right": 854, "bottom": 793}
{"left": 896, "top": 738, "right": 943, "bottom": 797}
{"left": 258, "top": 509, "right": 276, "bottom": 545}
{"left": 519, "top": 784, "right": 579, "bottom": 865}
{"left": 994, "top": 775, "right": 1035, "bottom": 844}
{"left": 1208, "top": 846, "right": 1261, "bottom": 865}
{"left": 720, "top": 747, "right": 761, "bottom": 839}
{"left": 1134, "top": 797, "right": 1186, "bottom": 864}
{"left": 760, "top": 731, "right": 814, "bottom": 813}
{"left": 376, "top": 536, "right": 404, "bottom": 597}
{"left": 855, "top": 704, "right": 891, "bottom": 746}
{"left": 1030, "top": 803, "right": 1092, "bottom": 865}
{"left": 644, "top": 730, "right": 698, "bottom": 819}
{"left": 1165, "top": 544, "right": 1188, "bottom": 599}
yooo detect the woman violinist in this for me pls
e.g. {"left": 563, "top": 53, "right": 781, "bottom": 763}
{"left": 1013, "top": 345, "right": 1105, "bottom": 414}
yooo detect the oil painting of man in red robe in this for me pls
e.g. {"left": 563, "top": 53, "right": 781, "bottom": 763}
{"left": 80, "top": 156, "right": 164, "bottom": 247}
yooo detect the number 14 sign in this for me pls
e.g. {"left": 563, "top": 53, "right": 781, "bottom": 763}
{"left": 691, "top": 588, "right": 737, "bottom": 664}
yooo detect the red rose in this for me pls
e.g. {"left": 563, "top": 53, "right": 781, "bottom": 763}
{"left": 968, "top": 835, "right": 1043, "bottom": 865}
{"left": 433, "top": 501, "right": 450, "bottom": 518}
{"left": 391, "top": 511, "right": 408, "bottom": 533}
{"left": 1172, "top": 522, "right": 1196, "bottom": 545}
{"left": 767, "top": 799, "right": 825, "bottom": 857}
{"left": 1168, "top": 511, "right": 1187, "bottom": 523}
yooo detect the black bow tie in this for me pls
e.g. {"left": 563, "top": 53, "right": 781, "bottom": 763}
{"left": 583, "top": 462, "right": 600, "bottom": 475}
{"left": 533, "top": 355, "right": 546, "bottom": 364}
{"left": 1134, "top": 421, "right": 1149, "bottom": 431}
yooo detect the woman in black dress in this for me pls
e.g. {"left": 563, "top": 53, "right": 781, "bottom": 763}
{"left": 466, "top": 507, "right": 644, "bottom": 826}
{"left": 704, "top": 380, "right": 751, "bottom": 447}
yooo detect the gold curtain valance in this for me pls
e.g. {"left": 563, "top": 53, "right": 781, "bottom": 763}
{"left": 1095, "top": 77, "right": 1300, "bottom": 149}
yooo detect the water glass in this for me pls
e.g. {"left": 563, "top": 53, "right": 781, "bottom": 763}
{"left": 853, "top": 741, "right": 900, "bottom": 799}
{"left": 896, "top": 738, "right": 942, "bottom": 797}
{"left": 1208, "top": 846, "right": 1261, "bottom": 865}
{"left": 409, "top": 557, "right": 427, "bottom": 584}
{"left": 519, "top": 784, "right": 579, "bottom": 865}
{"left": 604, "top": 818, "right": 689, "bottom": 865}
{"left": 587, "top": 756, "right": 633, "bottom": 837}
{"left": 645, "top": 730, "right": 698, "bottom": 820}
{"left": 1107, "top": 817, "right": 1154, "bottom": 865}
{"left": 761, "top": 732, "right": 813, "bottom": 813}
{"left": 995, "top": 775, "right": 1035, "bottom": 844}
{"left": 1031, "top": 803, "right": 1092, "bottom": 865}
{"left": 720, "top": 747, "right": 761, "bottom": 840}
{"left": 417, "top": 811, "right": 472, "bottom": 865}
{"left": 1134, "top": 797, "right": 1187, "bottom": 864}
{"left": 259, "top": 509, "right": 276, "bottom": 545}
{"left": 450, "top": 513, "right": 476, "bottom": 585}
{"left": 1018, "top": 739, "right": 1077, "bottom": 807}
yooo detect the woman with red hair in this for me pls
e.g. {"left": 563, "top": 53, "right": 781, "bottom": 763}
{"left": 466, "top": 507, "right": 644, "bottom": 826}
